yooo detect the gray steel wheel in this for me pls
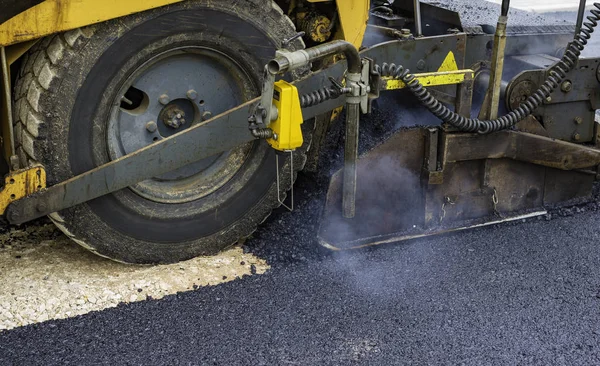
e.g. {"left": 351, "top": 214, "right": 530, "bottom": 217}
{"left": 106, "top": 47, "right": 255, "bottom": 204}
{"left": 12, "top": 0, "right": 311, "bottom": 264}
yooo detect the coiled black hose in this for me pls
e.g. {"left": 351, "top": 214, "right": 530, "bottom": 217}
{"left": 376, "top": 2, "right": 600, "bottom": 134}
{"left": 300, "top": 86, "right": 341, "bottom": 108}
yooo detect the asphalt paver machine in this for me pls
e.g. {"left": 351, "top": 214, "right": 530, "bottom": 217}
{"left": 1, "top": 0, "right": 599, "bottom": 263}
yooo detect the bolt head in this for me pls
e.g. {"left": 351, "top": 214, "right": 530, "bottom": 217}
{"left": 146, "top": 121, "right": 158, "bottom": 133}
{"left": 7, "top": 210, "right": 19, "bottom": 223}
{"left": 561, "top": 81, "right": 573, "bottom": 93}
{"left": 202, "top": 111, "right": 213, "bottom": 121}
{"left": 545, "top": 96, "right": 552, "bottom": 103}
{"left": 36, "top": 202, "right": 47, "bottom": 213}
{"left": 573, "top": 133, "right": 581, "bottom": 141}
{"left": 159, "top": 94, "right": 170, "bottom": 105}
{"left": 574, "top": 116, "right": 583, "bottom": 125}
{"left": 186, "top": 90, "right": 198, "bottom": 100}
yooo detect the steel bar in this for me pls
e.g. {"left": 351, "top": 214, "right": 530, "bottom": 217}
{"left": 575, "top": 0, "right": 587, "bottom": 35}
{"left": 6, "top": 100, "right": 259, "bottom": 224}
{"left": 500, "top": 0, "right": 511, "bottom": 17}
{"left": 343, "top": 103, "right": 360, "bottom": 218}
{"left": 442, "top": 130, "right": 600, "bottom": 170}
{"left": 0, "top": 46, "right": 16, "bottom": 169}
{"left": 479, "top": 15, "right": 508, "bottom": 120}
{"left": 413, "top": 0, "right": 423, "bottom": 36}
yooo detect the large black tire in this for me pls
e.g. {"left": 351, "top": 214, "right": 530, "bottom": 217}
{"left": 13, "top": 0, "right": 310, "bottom": 263}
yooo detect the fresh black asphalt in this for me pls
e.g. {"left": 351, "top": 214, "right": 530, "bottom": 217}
{"left": 2, "top": 207, "right": 600, "bottom": 365}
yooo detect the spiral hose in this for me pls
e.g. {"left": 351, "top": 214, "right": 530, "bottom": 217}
{"left": 300, "top": 86, "right": 341, "bottom": 108}
{"left": 376, "top": 2, "right": 600, "bottom": 134}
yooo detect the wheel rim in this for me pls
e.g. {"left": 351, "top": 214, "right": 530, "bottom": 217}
{"left": 106, "top": 47, "right": 256, "bottom": 204}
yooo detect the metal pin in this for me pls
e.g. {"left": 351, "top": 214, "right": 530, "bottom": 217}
{"left": 276, "top": 151, "right": 294, "bottom": 212}
{"left": 413, "top": 0, "right": 423, "bottom": 37}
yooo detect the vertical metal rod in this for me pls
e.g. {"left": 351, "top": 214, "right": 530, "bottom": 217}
{"left": 413, "top": 0, "right": 422, "bottom": 37}
{"left": 575, "top": 0, "right": 587, "bottom": 35}
{"left": 500, "top": 0, "right": 511, "bottom": 16}
{"left": 276, "top": 151, "right": 294, "bottom": 212}
{"left": 342, "top": 103, "right": 360, "bottom": 218}
{"left": 479, "top": 14, "right": 508, "bottom": 120}
{"left": 0, "top": 47, "right": 17, "bottom": 165}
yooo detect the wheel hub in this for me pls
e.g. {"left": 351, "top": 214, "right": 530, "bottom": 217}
{"left": 159, "top": 103, "right": 187, "bottom": 129}
{"left": 106, "top": 47, "right": 257, "bottom": 204}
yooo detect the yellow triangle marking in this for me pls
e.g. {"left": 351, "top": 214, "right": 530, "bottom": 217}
{"left": 437, "top": 51, "right": 458, "bottom": 72}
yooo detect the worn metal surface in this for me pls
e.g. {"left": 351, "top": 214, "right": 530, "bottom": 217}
{"left": 317, "top": 127, "right": 597, "bottom": 250}
{"left": 0, "top": 47, "right": 15, "bottom": 169}
{"left": 0, "top": 165, "right": 45, "bottom": 215}
{"left": 106, "top": 46, "right": 255, "bottom": 204}
{"left": 382, "top": 69, "right": 474, "bottom": 90}
{"left": 505, "top": 56, "right": 600, "bottom": 142}
{"left": 335, "top": 0, "right": 370, "bottom": 48}
{"left": 5, "top": 99, "right": 259, "bottom": 224}
{"left": 0, "top": 0, "right": 185, "bottom": 47}
{"left": 479, "top": 16, "right": 508, "bottom": 120}
{"left": 441, "top": 130, "right": 600, "bottom": 170}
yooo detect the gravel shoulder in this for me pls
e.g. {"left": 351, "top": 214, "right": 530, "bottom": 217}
{"left": 0, "top": 220, "right": 268, "bottom": 331}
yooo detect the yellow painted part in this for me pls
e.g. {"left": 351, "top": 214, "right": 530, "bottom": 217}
{"left": 6, "top": 40, "right": 38, "bottom": 65}
{"left": 0, "top": 165, "right": 46, "bottom": 215}
{"left": 268, "top": 81, "right": 304, "bottom": 151}
{"left": 330, "top": 106, "right": 344, "bottom": 122}
{"left": 384, "top": 70, "right": 474, "bottom": 90}
{"left": 336, "top": 0, "right": 370, "bottom": 48}
{"left": 0, "top": 0, "right": 184, "bottom": 47}
{"left": 437, "top": 51, "right": 459, "bottom": 72}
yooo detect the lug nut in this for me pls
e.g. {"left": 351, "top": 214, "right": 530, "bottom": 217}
{"left": 159, "top": 94, "right": 170, "bottom": 105}
{"left": 202, "top": 111, "right": 213, "bottom": 121}
{"left": 186, "top": 90, "right": 198, "bottom": 100}
{"left": 146, "top": 121, "right": 157, "bottom": 133}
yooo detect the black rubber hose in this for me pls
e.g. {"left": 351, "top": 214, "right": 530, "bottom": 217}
{"left": 501, "top": 0, "right": 511, "bottom": 17}
{"left": 376, "top": 2, "right": 600, "bottom": 134}
{"left": 300, "top": 86, "right": 340, "bottom": 108}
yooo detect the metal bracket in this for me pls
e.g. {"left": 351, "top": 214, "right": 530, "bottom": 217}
{"left": 0, "top": 165, "right": 46, "bottom": 215}
{"left": 276, "top": 151, "right": 294, "bottom": 212}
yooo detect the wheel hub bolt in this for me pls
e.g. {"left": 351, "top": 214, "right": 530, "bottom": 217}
{"left": 164, "top": 108, "right": 186, "bottom": 129}
{"left": 159, "top": 94, "right": 170, "bottom": 105}
{"left": 186, "top": 90, "right": 198, "bottom": 100}
{"left": 146, "top": 121, "right": 157, "bottom": 133}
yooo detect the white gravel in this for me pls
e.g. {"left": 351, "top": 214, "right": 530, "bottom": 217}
{"left": 0, "top": 221, "right": 269, "bottom": 331}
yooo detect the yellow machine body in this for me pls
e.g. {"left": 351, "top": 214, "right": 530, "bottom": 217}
{"left": 0, "top": 0, "right": 185, "bottom": 47}
{"left": 267, "top": 81, "right": 304, "bottom": 151}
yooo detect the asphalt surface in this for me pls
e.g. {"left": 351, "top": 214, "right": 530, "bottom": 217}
{"left": 2, "top": 207, "right": 600, "bottom": 365}
{"left": 2, "top": 2, "right": 600, "bottom": 366}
